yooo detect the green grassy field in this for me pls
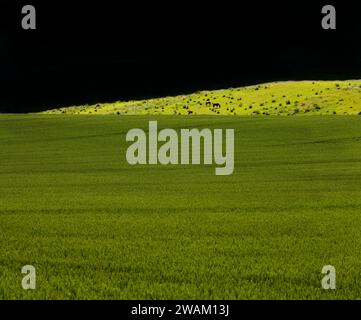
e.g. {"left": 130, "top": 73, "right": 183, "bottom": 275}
{"left": 42, "top": 80, "right": 361, "bottom": 116}
{"left": 1, "top": 114, "right": 361, "bottom": 299}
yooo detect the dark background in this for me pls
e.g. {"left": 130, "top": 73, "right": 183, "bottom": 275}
{"left": 1, "top": 0, "right": 360, "bottom": 113}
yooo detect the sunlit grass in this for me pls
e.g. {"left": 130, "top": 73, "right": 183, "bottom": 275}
{"left": 42, "top": 80, "right": 361, "bottom": 116}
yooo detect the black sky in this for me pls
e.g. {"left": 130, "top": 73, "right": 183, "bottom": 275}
{"left": 1, "top": 1, "right": 361, "bottom": 113}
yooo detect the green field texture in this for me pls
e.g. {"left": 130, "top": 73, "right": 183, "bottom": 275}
{"left": 1, "top": 114, "right": 361, "bottom": 299}
{"left": 42, "top": 80, "right": 361, "bottom": 116}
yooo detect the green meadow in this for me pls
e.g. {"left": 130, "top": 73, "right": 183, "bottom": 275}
{"left": 1, "top": 113, "right": 361, "bottom": 299}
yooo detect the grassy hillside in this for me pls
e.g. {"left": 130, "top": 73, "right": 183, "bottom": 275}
{"left": 1, "top": 114, "right": 361, "bottom": 299}
{"left": 42, "top": 80, "right": 361, "bottom": 116}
